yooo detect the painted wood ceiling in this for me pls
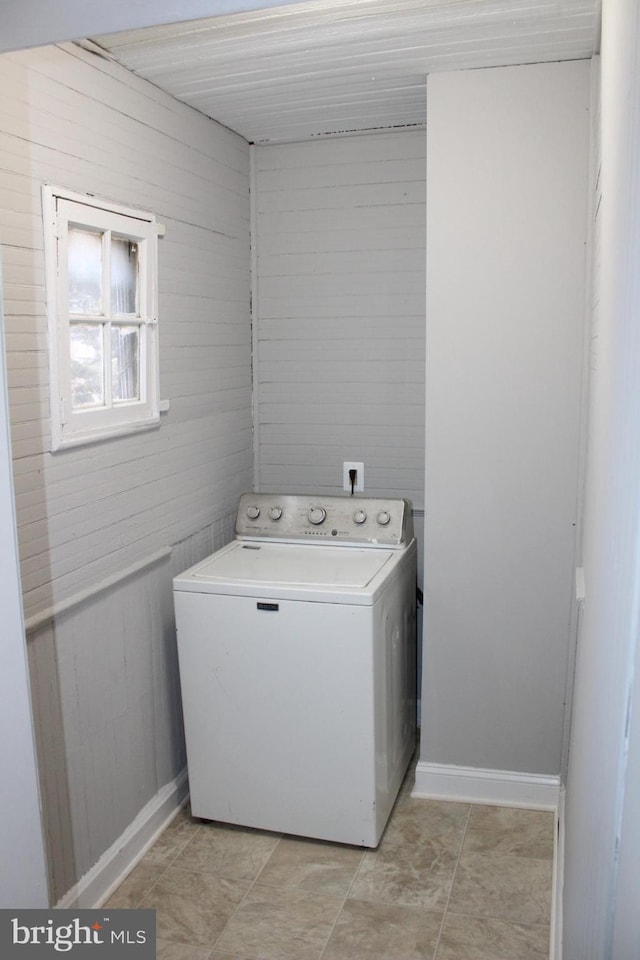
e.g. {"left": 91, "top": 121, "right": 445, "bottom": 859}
{"left": 92, "top": 0, "right": 600, "bottom": 144}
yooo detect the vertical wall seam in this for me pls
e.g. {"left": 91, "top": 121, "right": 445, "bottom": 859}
{"left": 250, "top": 142, "right": 260, "bottom": 493}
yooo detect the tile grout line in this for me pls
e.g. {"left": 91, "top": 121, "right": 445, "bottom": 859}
{"left": 134, "top": 818, "right": 207, "bottom": 909}
{"left": 316, "top": 845, "right": 368, "bottom": 960}
{"left": 437, "top": 906, "right": 553, "bottom": 928}
{"left": 207, "top": 831, "right": 285, "bottom": 955}
{"left": 238, "top": 756, "right": 420, "bottom": 958}
{"left": 431, "top": 803, "right": 473, "bottom": 960}
{"left": 317, "top": 784, "right": 472, "bottom": 960}
{"left": 135, "top": 817, "right": 278, "bottom": 957}
{"left": 316, "top": 772, "right": 450, "bottom": 960}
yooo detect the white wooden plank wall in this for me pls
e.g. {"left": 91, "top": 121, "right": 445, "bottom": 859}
{"left": 27, "top": 557, "right": 177, "bottom": 903}
{"left": 253, "top": 131, "right": 425, "bottom": 506}
{"left": 27, "top": 515, "right": 234, "bottom": 905}
{"left": 1, "top": 42, "right": 252, "bottom": 620}
{"left": 0, "top": 42, "right": 252, "bottom": 904}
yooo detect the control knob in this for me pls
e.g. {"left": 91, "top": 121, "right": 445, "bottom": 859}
{"left": 269, "top": 506, "right": 283, "bottom": 521}
{"left": 308, "top": 506, "right": 327, "bottom": 525}
{"left": 353, "top": 509, "right": 367, "bottom": 524}
{"left": 246, "top": 505, "right": 260, "bottom": 520}
{"left": 376, "top": 510, "right": 391, "bottom": 526}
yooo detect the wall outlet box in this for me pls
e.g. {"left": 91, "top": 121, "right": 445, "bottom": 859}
{"left": 343, "top": 461, "right": 364, "bottom": 493}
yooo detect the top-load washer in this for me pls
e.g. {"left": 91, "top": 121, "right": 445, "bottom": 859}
{"left": 173, "top": 492, "right": 417, "bottom": 847}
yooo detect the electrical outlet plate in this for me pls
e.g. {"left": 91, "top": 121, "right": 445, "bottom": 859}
{"left": 343, "top": 461, "right": 364, "bottom": 493}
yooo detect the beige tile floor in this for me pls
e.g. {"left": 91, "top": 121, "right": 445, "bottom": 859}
{"left": 106, "top": 776, "right": 554, "bottom": 960}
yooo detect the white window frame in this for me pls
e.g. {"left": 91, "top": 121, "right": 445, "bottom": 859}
{"left": 43, "top": 186, "right": 163, "bottom": 451}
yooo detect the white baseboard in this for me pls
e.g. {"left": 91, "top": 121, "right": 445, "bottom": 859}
{"left": 55, "top": 768, "right": 189, "bottom": 909}
{"left": 550, "top": 787, "right": 565, "bottom": 960}
{"left": 411, "top": 760, "right": 560, "bottom": 810}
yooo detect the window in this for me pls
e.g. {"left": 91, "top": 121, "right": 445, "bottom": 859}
{"left": 43, "top": 186, "right": 163, "bottom": 450}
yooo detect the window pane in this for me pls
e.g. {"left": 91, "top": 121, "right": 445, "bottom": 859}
{"left": 68, "top": 228, "right": 102, "bottom": 314}
{"left": 70, "top": 324, "right": 104, "bottom": 408}
{"left": 111, "top": 238, "right": 138, "bottom": 315}
{"left": 111, "top": 326, "right": 140, "bottom": 402}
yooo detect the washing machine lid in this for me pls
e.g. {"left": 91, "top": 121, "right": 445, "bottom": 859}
{"left": 193, "top": 541, "right": 393, "bottom": 587}
{"left": 172, "top": 539, "right": 408, "bottom": 603}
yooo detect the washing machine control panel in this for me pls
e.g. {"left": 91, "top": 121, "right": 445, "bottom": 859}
{"left": 236, "top": 493, "right": 413, "bottom": 546}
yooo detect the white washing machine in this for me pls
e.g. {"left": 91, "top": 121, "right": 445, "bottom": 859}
{"left": 173, "top": 492, "right": 417, "bottom": 847}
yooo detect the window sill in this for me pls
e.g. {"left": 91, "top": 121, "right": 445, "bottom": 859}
{"left": 51, "top": 415, "right": 161, "bottom": 453}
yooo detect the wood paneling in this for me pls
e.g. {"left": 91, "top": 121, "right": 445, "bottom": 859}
{"left": 27, "top": 516, "right": 234, "bottom": 905}
{"left": 1, "top": 41, "right": 251, "bottom": 904}
{"left": 0, "top": 42, "right": 252, "bottom": 619}
{"left": 253, "top": 130, "right": 425, "bottom": 505}
{"left": 94, "top": 0, "right": 599, "bottom": 143}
